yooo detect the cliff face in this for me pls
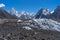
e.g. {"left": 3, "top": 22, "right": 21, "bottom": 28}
{"left": 0, "top": 19, "right": 60, "bottom": 40}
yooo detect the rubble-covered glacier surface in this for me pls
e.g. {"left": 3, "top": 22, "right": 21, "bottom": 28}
{"left": 33, "top": 18, "right": 60, "bottom": 32}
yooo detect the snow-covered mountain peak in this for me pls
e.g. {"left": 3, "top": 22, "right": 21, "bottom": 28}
{"left": 35, "top": 8, "right": 51, "bottom": 19}
{"left": 10, "top": 8, "right": 35, "bottom": 19}
{"left": 20, "top": 11, "right": 34, "bottom": 19}
{"left": 10, "top": 8, "right": 19, "bottom": 17}
{"left": 21, "top": 11, "right": 29, "bottom": 15}
{"left": 10, "top": 8, "right": 18, "bottom": 15}
{"left": 42, "top": 8, "right": 50, "bottom": 15}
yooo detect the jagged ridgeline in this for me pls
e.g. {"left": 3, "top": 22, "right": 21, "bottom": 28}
{"left": 35, "top": 6, "right": 60, "bottom": 21}
{"left": 0, "top": 6, "right": 60, "bottom": 19}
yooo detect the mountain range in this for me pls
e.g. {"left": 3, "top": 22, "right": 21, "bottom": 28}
{"left": 35, "top": 6, "right": 60, "bottom": 21}
{"left": 0, "top": 5, "right": 60, "bottom": 40}
{"left": 9, "top": 6, "right": 60, "bottom": 21}
{"left": 0, "top": 6, "right": 60, "bottom": 20}
{"left": 9, "top": 8, "right": 35, "bottom": 19}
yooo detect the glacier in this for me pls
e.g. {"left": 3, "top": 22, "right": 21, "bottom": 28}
{"left": 33, "top": 18, "right": 60, "bottom": 32}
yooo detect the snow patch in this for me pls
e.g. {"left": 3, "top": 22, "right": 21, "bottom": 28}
{"left": 0, "top": 3, "right": 5, "bottom": 8}
{"left": 17, "top": 20, "right": 22, "bottom": 22}
{"left": 51, "top": 11, "right": 54, "bottom": 13}
{"left": 23, "top": 26, "right": 32, "bottom": 30}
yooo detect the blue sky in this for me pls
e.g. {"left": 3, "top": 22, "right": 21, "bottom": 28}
{"left": 0, "top": 0, "right": 60, "bottom": 13}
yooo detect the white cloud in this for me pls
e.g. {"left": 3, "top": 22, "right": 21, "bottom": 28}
{"left": 0, "top": 3, "right": 5, "bottom": 8}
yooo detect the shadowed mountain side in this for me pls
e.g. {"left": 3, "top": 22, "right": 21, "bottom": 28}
{"left": 0, "top": 8, "right": 17, "bottom": 19}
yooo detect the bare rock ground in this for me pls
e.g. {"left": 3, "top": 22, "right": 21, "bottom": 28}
{"left": 0, "top": 19, "right": 60, "bottom": 40}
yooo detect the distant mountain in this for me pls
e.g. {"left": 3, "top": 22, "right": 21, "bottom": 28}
{"left": 35, "top": 8, "right": 51, "bottom": 19}
{"left": 35, "top": 6, "right": 60, "bottom": 22}
{"left": 0, "top": 8, "right": 17, "bottom": 19}
{"left": 20, "top": 11, "right": 34, "bottom": 19}
{"left": 10, "top": 8, "right": 34, "bottom": 19}
{"left": 50, "top": 6, "right": 60, "bottom": 19}
{"left": 8, "top": 6, "right": 60, "bottom": 20}
{"left": 10, "top": 8, "right": 19, "bottom": 17}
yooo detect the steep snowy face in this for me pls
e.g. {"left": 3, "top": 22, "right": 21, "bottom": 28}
{"left": 35, "top": 8, "right": 50, "bottom": 19}
{"left": 42, "top": 9, "right": 50, "bottom": 15}
{"left": 10, "top": 9, "right": 34, "bottom": 19}
{"left": 33, "top": 19, "right": 60, "bottom": 32}
{"left": 20, "top": 11, "right": 29, "bottom": 19}
{"left": 10, "top": 8, "right": 19, "bottom": 17}
{"left": 20, "top": 11, "right": 34, "bottom": 19}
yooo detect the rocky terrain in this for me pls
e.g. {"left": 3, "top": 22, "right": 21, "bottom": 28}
{"left": 0, "top": 5, "right": 60, "bottom": 40}
{"left": 0, "top": 8, "right": 17, "bottom": 19}
{"left": 0, "top": 19, "right": 60, "bottom": 40}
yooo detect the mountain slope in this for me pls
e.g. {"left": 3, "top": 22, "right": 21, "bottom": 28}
{"left": 35, "top": 6, "right": 60, "bottom": 22}
{"left": 0, "top": 8, "right": 17, "bottom": 19}
{"left": 10, "top": 8, "right": 34, "bottom": 19}
{"left": 10, "top": 8, "right": 19, "bottom": 17}
{"left": 50, "top": 6, "right": 60, "bottom": 19}
{"left": 20, "top": 11, "right": 34, "bottom": 19}
{"left": 35, "top": 8, "right": 51, "bottom": 19}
